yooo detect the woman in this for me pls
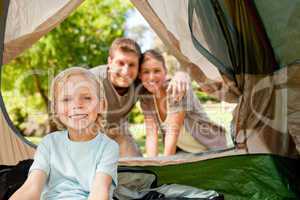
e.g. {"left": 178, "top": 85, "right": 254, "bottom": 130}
{"left": 139, "top": 50, "right": 227, "bottom": 157}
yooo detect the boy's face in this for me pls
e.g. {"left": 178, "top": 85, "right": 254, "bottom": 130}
{"left": 56, "top": 75, "right": 100, "bottom": 133}
{"left": 108, "top": 49, "right": 139, "bottom": 88}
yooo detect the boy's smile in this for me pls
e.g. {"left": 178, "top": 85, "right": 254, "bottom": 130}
{"left": 56, "top": 75, "right": 100, "bottom": 134}
{"left": 69, "top": 114, "right": 88, "bottom": 119}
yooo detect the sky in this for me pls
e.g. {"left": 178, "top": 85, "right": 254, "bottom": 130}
{"left": 124, "top": 8, "right": 156, "bottom": 52}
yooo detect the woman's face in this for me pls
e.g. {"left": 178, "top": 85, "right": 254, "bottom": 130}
{"left": 140, "top": 56, "right": 166, "bottom": 94}
{"left": 55, "top": 74, "right": 100, "bottom": 133}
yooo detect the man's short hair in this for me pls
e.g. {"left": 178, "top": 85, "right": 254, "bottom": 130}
{"left": 109, "top": 37, "right": 142, "bottom": 60}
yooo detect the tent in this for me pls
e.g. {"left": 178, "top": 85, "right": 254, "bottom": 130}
{"left": 0, "top": 0, "right": 299, "bottom": 199}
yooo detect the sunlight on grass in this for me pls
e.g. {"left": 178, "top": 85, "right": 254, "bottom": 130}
{"left": 26, "top": 103, "right": 236, "bottom": 156}
{"left": 130, "top": 102, "right": 236, "bottom": 156}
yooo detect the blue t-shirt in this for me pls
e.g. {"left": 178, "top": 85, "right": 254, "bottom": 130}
{"left": 29, "top": 130, "right": 119, "bottom": 200}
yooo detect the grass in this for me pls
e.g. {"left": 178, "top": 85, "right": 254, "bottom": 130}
{"left": 130, "top": 102, "right": 235, "bottom": 155}
{"left": 26, "top": 102, "right": 236, "bottom": 156}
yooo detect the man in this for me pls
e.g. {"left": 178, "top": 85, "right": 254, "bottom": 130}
{"left": 91, "top": 37, "right": 189, "bottom": 157}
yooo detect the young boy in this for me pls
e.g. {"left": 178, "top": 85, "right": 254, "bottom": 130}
{"left": 9, "top": 67, "right": 119, "bottom": 200}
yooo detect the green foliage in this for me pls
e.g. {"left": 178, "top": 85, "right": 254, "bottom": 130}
{"left": 196, "top": 91, "right": 219, "bottom": 103}
{"left": 191, "top": 81, "right": 219, "bottom": 103}
{"left": 128, "top": 103, "right": 144, "bottom": 124}
{"left": 1, "top": 0, "right": 132, "bottom": 135}
{"left": 1, "top": 91, "right": 47, "bottom": 134}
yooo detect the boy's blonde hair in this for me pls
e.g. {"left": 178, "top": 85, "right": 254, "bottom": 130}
{"left": 49, "top": 67, "right": 107, "bottom": 131}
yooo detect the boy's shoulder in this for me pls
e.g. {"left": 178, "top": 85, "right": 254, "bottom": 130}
{"left": 99, "top": 133, "right": 118, "bottom": 145}
{"left": 40, "top": 130, "right": 66, "bottom": 144}
{"left": 98, "top": 133, "right": 119, "bottom": 149}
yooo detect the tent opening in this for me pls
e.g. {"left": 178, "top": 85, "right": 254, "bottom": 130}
{"left": 0, "top": 0, "right": 235, "bottom": 159}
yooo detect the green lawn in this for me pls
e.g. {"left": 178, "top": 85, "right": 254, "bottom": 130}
{"left": 26, "top": 102, "right": 236, "bottom": 156}
{"left": 130, "top": 102, "right": 235, "bottom": 156}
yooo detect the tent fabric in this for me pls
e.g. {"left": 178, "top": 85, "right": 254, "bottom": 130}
{"left": 141, "top": 155, "right": 300, "bottom": 200}
{"left": 287, "top": 63, "right": 300, "bottom": 153}
{"left": 219, "top": 0, "right": 278, "bottom": 75}
{"left": 2, "top": 155, "right": 299, "bottom": 200}
{"left": 0, "top": 110, "right": 34, "bottom": 165}
{"left": 188, "top": 0, "right": 235, "bottom": 79}
{"left": 131, "top": 0, "right": 300, "bottom": 156}
{"left": 148, "top": 0, "right": 224, "bottom": 81}
{"left": 0, "top": 2, "right": 300, "bottom": 199}
{"left": 119, "top": 149, "right": 245, "bottom": 167}
{"left": 234, "top": 64, "right": 300, "bottom": 155}
{"left": 254, "top": 0, "right": 300, "bottom": 68}
{"left": 188, "top": 0, "right": 284, "bottom": 154}
{"left": 227, "top": 1, "right": 300, "bottom": 151}
{"left": 185, "top": 0, "right": 291, "bottom": 151}
{"left": 0, "top": 0, "right": 35, "bottom": 165}
{"left": 115, "top": 169, "right": 222, "bottom": 199}
{"left": 131, "top": 0, "right": 241, "bottom": 104}
{"left": 3, "top": 0, "right": 84, "bottom": 64}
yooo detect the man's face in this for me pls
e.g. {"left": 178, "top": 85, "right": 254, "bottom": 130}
{"left": 108, "top": 50, "right": 139, "bottom": 88}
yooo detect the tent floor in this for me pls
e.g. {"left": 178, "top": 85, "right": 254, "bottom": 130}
{"left": 139, "top": 154, "right": 300, "bottom": 200}
{"left": 1, "top": 155, "right": 299, "bottom": 199}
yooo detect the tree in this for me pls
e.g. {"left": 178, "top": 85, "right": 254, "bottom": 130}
{"left": 1, "top": 0, "right": 132, "bottom": 136}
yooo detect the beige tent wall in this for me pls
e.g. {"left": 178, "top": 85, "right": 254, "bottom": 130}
{"left": 287, "top": 63, "right": 300, "bottom": 153}
{"left": 233, "top": 66, "right": 299, "bottom": 156}
{"left": 119, "top": 148, "right": 245, "bottom": 166}
{"left": 3, "top": 0, "right": 84, "bottom": 64}
{"left": 0, "top": 110, "right": 35, "bottom": 165}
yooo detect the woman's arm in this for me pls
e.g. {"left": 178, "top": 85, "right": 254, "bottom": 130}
{"left": 88, "top": 172, "right": 112, "bottom": 200}
{"left": 144, "top": 114, "right": 159, "bottom": 157}
{"left": 9, "top": 170, "right": 47, "bottom": 200}
{"left": 164, "top": 111, "right": 185, "bottom": 156}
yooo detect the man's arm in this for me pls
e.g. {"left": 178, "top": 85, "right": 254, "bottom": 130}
{"left": 88, "top": 172, "right": 112, "bottom": 200}
{"left": 167, "top": 71, "right": 190, "bottom": 102}
{"left": 107, "top": 127, "right": 142, "bottom": 157}
{"left": 9, "top": 170, "right": 47, "bottom": 200}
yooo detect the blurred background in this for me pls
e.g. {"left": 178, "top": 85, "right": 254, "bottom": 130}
{"left": 1, "top": 0, "right": 235, "bottom": 155}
